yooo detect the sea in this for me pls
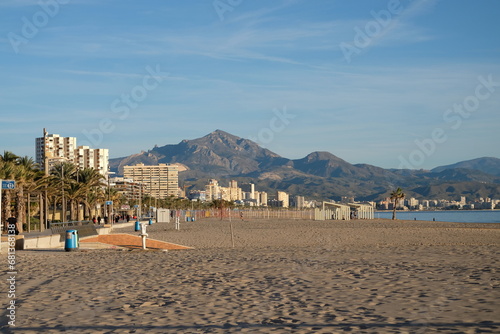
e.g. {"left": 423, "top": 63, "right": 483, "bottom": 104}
{"left": 375, "top": 210, "right": 500, "bottom": 223}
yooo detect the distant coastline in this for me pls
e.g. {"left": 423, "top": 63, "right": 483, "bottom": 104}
{"left": 375, "top": 210, "right": 500, "bottom": 223}
{"left": 376, "top": 209, "right": 499, "bottom": 212}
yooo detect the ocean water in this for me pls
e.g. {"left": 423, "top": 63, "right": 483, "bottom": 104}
{"left": 375, "top": 210, "right": 500, "bottom": 223}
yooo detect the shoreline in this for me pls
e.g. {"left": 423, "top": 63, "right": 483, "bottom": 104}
{"left": 375, "top": 209, "right": 500, "bottom": 212}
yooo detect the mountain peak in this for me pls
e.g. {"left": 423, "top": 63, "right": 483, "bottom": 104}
{"left": 304, "top": 151, "right": 345, "bottom": 162}
{"left": 432, "top": 157, "right": 500, "bottom": 176}
{"left": 212, "top": 129, "right": 231, "bottom": 135}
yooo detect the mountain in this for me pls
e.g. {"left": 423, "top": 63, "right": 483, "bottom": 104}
{"left": 432, "top": 157, "right": 500, "bottom": 176}
{"left": 110, "top": 130, "right": 286, "bottom": 175}
{"left": 110, "top": 130, "right": 500, "bottom": 201}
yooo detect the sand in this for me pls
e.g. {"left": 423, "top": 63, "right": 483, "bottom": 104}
{"left": 1, "top": 218, "right": 499, "bottom": 333}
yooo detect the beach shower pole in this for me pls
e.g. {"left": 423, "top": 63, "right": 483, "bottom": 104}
{"left": 139, "top": 223, "right": 148, "bottom": 250}
{"left": 229, "top": 212, "right": 235, "bottom": 248}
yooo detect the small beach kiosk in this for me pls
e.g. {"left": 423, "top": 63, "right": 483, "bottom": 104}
{"left": 315, "top": 201, "right": 351, "bottom": 220}
{"left": 347, "top": 203, "right": 375, "bottom": 219}
{"left": 315, "top": 201, "right": 374, "bottom": 220}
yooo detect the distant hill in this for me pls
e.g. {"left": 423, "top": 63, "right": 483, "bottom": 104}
{"left": 432, "top": 157, "right": 500, "bottom": 176}
{"left": 109, "top": 130, "right": 500, "bottom": 201}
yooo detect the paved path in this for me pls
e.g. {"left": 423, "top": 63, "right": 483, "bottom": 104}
{"left": 80, "top": 233, "right": 192, "bottom": 250}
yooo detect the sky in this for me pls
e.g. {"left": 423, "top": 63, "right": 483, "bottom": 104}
{"left": 1, "top": 0, "right": 499, "bottom": 170}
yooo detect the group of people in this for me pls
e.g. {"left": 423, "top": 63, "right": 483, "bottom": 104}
{"left": 92, "top": 214, "right": 132, "bottom": 225}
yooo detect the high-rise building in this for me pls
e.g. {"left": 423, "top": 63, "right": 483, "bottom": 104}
{"left": 295, "top": 196, "right": 305, "bottom": 209}
{"left": 75, "top": 146, "right": 109, "bottom": 175}
{"left": 277, "top": 191, "right": 289, "bottom": 208}
{"left": 205, "top": 179, "right": 221, "bottom": 201}
{"left": 36, "top": 130, "right": 76, "bottom": 167}
{"left": 259, "top": 192, "right": 268, "bottom": 207}
{"left": 227, "top": 180, "right": 242, "bottom": 201}
{"left": 241, "top": 183, "right": 255, "bottom": 199}
{"left": 36, "top": 129, "right": 108, "bottom": 175}
{"left": 123, "top": 163, "right": 179, "bottom": 199}
{"left": 407, "top": 197, "right": 419, "bottom": 209}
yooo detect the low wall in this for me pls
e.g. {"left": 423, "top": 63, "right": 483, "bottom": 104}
{"left": 0, "top": 235, "right": 25, "bottom": 252}
{"left": 20, "top": 221, "right": 138, "bottom": 250}
{"left": 23, "top": 234, "right": 63, "bottom": 250}
{"left": 0, "top": 221, "right": 145, "bottom": 251}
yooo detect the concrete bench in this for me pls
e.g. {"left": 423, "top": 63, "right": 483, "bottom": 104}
{"left": 51, "top": 223, "right": 98, "bottom": 242}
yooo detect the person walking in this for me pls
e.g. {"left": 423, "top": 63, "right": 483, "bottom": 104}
{"left": 7, "top": 217, "right": 19, "bottom": 235}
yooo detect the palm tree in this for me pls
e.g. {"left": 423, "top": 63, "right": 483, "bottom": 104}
{"left": 76, "top": 168, "right": 105, "bottom": 219}
{"left": 390, "top": 187, "right": 405, "bottom": 220}
{"left": 25, "top": 172, "right": 48, "bottom": 232}
{"left": 15, "top": 156, "right": 42, "bottom": 232}
{"left": 65, "top": 181, "right": 85, "bottom": 221}
{"left": 88, "top": 186, "right": 105, "bottom": 220}
{"left": 49, "top": 162, "right": 76, "bottom": 222}
{"left": 210, "top": 199, "right": 233, "bottom": 220}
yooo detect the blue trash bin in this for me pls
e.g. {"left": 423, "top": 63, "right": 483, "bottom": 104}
{"left": 64, "top": 229, "right": 79, "bottom": 251}
{"left": 148, "top": 218, "right": 153, "bottom": 225}
{"left": 135, "top": 220, "right": 141, "bottom": 231}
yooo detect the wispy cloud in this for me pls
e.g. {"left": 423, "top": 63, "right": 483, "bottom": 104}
{"left": 224, "top": 0, "right": 299, "bottom": 25}
{"left": 62, "top": 70, "right": 146, "bottom": 79}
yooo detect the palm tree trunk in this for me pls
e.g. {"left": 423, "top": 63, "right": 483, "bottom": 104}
{"left": 16, "top": 188, "right": 25, "bottom": 233}
{"left": 392, "top": 200, "right": 397, "bottom": 220}
{"left": 27, "top": 193, "right": 31, "bottom": 232}
{"left": 68, "top": 199, "right": 73, "bottom": 221}
{"left": 39, "top": 193, "right": 43, "bottom": 231}
{"left": 52, "top": 197, "right": 57, "bottom": 223}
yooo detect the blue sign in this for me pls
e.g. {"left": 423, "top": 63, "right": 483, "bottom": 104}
{"left": 106, "top": 201, "right": 113, "bottom": 205}
{"left": 1, "top": 180, "right": 15, "bottom": 190}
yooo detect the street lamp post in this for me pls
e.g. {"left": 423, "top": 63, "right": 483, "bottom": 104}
{"left": 42, "top": 128, "right": 48, "bottom": 230}
{"left": 107, "top": 170, "right": 115, "bottom": 225}
{"left": 62, "top": 164, "right": 65, "bottom": 223}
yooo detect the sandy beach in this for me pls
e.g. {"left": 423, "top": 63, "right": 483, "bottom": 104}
{"left": 2, "top": 218, "right": 499, "bottom": 333}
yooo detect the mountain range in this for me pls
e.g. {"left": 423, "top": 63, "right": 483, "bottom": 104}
{"left": 110, "top": 130, "right": 500, "bottom": 201}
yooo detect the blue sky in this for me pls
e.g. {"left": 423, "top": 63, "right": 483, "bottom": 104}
{"left": 1, "top": 0, "right": 499, "bottom": 169}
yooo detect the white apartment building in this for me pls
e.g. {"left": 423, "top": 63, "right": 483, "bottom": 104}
{"left": 277, "top": 191, "right": 289, "bottom": 208}
{"left": 296, "top": 195, "right": 305, "bottom": 209}
{"left": 36, "top": 131, "right": 76, "bottom": 166}
{"left": 205, "top": 179, "right": 242, "bottom": 201}
{"left": 75, "top": 146, "right": 109, "bottom": 175}
{"left": 36, "top": 129, "right": 109, "bottom": 175}
{"left": 241, "top": 183, "right": 255, "bottom": 199}
{"left": 259, "top": 192, "right": 268, "bottom": 206}
{"left": 205, "top": 179, "right": 221, "bottom": 201}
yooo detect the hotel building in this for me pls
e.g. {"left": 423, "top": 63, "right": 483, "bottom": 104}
{"left": 123, "top": 163, "right": 179, "bottom": 199}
